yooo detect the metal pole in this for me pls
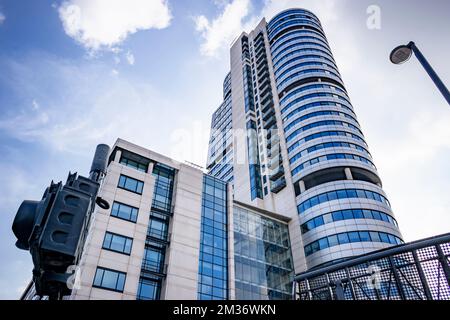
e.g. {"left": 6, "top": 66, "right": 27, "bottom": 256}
{"left": 412, "top": 250, "right": 433, "bottom": 300}
{"left": 408, "top": 41, "right": 450, "bottom": 105}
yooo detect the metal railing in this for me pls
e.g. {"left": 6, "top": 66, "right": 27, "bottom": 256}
{"left": 293, "top": 233, "right": 450, "bottom": 300}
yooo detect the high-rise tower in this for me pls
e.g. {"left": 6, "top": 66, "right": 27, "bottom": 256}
{"left": 207, "top": 8, "right": 403, "bottom": 270}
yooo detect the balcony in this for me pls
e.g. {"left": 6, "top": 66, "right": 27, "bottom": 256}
{"left": 262, "top": 108, "right": 275, "bottom": 122}
{"left": 268, "top": 154, "right": 282, "bottom": 169}
{"left": 141, "top": 261, "right": 166, "bottom": 277}
{"left": 260, "top": 89, "right": 272, "bottom": 105}
{"left": 255, "top": 43, "right": 266, "bottom": 56}
{"left": 258, "top": 69, "right": 269, "bottom": 83}
{"left": 256, "top": 56, "right": 268, "bottom": 71}
{"left": 263, "top": 115, "right": 276, "bottom": 130}
{"left": 271, "top": 176, "right": 286, "bottom": 194}
{"left": 261, "top": 99, "right": 274, "bottom": 113}
{"left": 269, "top": 166, "right": 285, "bottom": 181}
{"left": 258, "top": 77, "right": 271, "bottom": 91}
{"left": 260, "top": 86, "right": 272, "bottom": 100}
{"left": 266, "top": 134, "right": 280, "bottom": 149}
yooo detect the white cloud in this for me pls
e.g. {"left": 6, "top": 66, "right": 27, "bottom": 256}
{"left": 31, "top": 99, "right": 40, "bottom": 110}
{"left": 58, "top": 0, "right": 172, "bottom": 52}
{"left": 193, "top": 0, "right": 342, "bottom": 57}
{"left": 194, "top": 0, "right": 253, "bottom": 57}
{"left": 125, "top": 51, "right": 135, "bottom": 65}
{"left": 0, "top": 12, "right": 5, "bottom": 24}
{"left": 0, "top": 54, "right": 190, "bottom": 158}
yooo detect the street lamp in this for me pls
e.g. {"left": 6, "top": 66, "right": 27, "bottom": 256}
{"left": 390, "top": 41, "right": 450, "bottom": 105}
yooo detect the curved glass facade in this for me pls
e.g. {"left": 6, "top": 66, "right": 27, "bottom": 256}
{"left": 268, "top": 8, "right": 403, "bottom": 267}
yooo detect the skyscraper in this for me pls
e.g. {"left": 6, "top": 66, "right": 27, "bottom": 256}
{"left": 207, "top": 8, "right": 403, "bottom": 270}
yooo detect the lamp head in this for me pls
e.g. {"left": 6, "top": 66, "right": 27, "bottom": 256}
{"left": 390, "top": 44, "right": 413, "bottom": 65}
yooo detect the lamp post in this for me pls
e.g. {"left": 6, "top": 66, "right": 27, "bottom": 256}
{"left": 390, "top": 41, "right": 450, "bottom": 105}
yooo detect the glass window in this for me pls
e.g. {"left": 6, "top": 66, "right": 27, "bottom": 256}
{"left": 318, "top": 238, "right": 329, "bottom": 250}
{"left": 372, "top": 211, "right": 382, "bottom": 221}
{"left": 102, "top": 232, "right": 133, "bottom": 255}
{"left": 370, "top": 232, "right": 381, "bottom": 242}
{"left": 118, "top": 175, "right": 144, "bottom": 194}
{"left": 327, "top": 191, "right": 338, "bottom": 201}
{"left": 332, "top": 211, "right": 344, "bottom": 221}
{"left": 379, "top": 233, "right": 390, "bottom": 243}
{"left": 148, "top": 218, "right": 168, "bottom": 240}
{"left": 342, "top": 210, "right": 353, "bottom": 219}
{"left": 323, "top": 213, "right": 333, "bottom": 224}
{"left": 143, "top": 247, "right": 164, "bottom": 273}
{"left": 363, "top": 210, "right": 373, "bottom": 219}
{"left": 137, "top": 278, "right": 160, "bottom": 300}
{"left": 353, "top": 209, "right": 364, "bottom": 219}
{"left": 111, "top": 202, "right": 138, "bottom": 222}
{"left": 388, "top": 234, "right": 397, "bottom": 244}
{"left": 93, "top": 267, "right": 126, "bottom": 292}
{"left": 318, "top": 193, "right": 328, "bottom": 204}
{"left": 328, "top": 235, "right": 339, "bottom": 247}
{"left": 314, "top": 216, "right": 325, "bottom": 228}
{"left": 348, "top": 232, "right": 360, "bottom": 243}
{"left": 359, "top": 231, "right": 371, "bottom": 242}
{"left": 120, "top": 155, "right": 148, "bottom": 173}
{"left": 337, "top": 190, "right": 347, "bottom": 199}
{"left": 338, "top": 233, "right": 350, "bottom": 244}
{"left": 347, "top": 189, "right": 357, "bottom": 198}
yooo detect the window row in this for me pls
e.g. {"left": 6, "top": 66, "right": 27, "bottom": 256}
{"left": 291, "top": 153, "right": 376, "bottom": 177}
{"left": 287, "top": 130, "right": 366, "bottom": 154}
{"left": 119, "top": 155, "right": 148, "bottom": 173}
{"left": 268, "top": 19, "right": 323, "bottom": 40}
{"left": 301, "top": 209, "right": 399, "bottom": 234}
{"left": 289, "top": 141, "right": 371, "bottom": 164}
{"left": 271, "top": 35, "right": 329, "bottom": 57}
{"left": 281, "top": 92, "right": 350, "bottom": 116}
{"left": 280, "top": 85, "right": 346, "bottom": 108}
{"left": 272, "top": 41, "right": 331, "bottom": 64}
{"left": 304, "top": 231, "right": 404, "bottom": 257}
{"left": 272, "top": 48, "right": 334, "bottom": 70}
{"left": 198, "top": 175, "right": 228, "bottom": 300}
{"left": 276, "top": 61, "right": 337, "bottom": 82}
{"left": 268, "top": 11, "right": 321, "bottom": 33}
{"left": 277, "top": 68, "right": 341, "bottom": 91}
{"left": 271, "top": 29, "right": 327, "bottom": 54}
{"left": 286, "top": 119, "right": 362, "bottom": 143}
{"left": 275, "top": 54, "right": 337, "bottom": 79}
{"left": 298, "top": 189, "right": 391, "bottom": 214}
{"left": 284, "top": 110, "right": 358, "bottom": 132}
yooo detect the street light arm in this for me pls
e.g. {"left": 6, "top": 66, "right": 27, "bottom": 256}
{"left": 408, "top": 42, "right": 450, "bottom": 105}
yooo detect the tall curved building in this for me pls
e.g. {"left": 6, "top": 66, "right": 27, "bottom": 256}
{"left": 209, "top": 7, "right": 403, "bottom": 273}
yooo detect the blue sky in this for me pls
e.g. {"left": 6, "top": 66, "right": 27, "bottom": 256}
{"left": 0, "top": 0, "right": 449, "bottom": 299}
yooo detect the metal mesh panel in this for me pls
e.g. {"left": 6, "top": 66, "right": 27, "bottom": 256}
{"left": 328, "top": 269, "right": 347, "bottom": 283}
{"left": 308, "top": 275, "right": 328, "bottom": 290}
{"left": 294, "top": 234, "right": 450, "bottom": 300}
{"left": 392, "top": 252, "right": 414, "bottom": 267}
{"left": 348, "top": 263, "right": 369, "bottom": 278}
{"left": 417, "top": 246, "right": 438, "bottom": 261}
{"left": 441, "top": 243, "right": 450, "bottom": 256}
{"left": 397, "top": 264, "right": 427, "bottom": 300}
{"left": 421, "top": 259, "right": 450, "bottom": 300}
